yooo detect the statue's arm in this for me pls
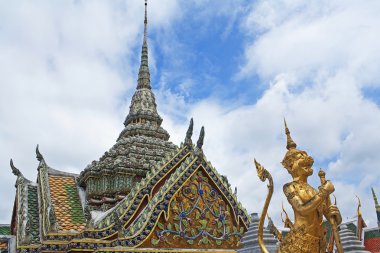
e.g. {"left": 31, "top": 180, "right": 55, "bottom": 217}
{"left": 283, "top": 184, "right": 324, "bottom": 214}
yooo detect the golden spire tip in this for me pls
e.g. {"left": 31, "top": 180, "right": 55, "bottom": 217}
{"left": 284, "top": 118, "right": 297, "bottom": 150}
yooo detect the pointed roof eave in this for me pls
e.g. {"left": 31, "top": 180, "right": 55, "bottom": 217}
{"left": 10, "top": 159, "right": 23, "bottom": 178}
{"left": 10, "top": 159, "right": 32, "bottom": 185}
{"left": 35, "top": 144, "right": 77, "bottom": 177}
{"left": 184, "top": 118, "right": 194, "bottom": 148}
{"left": 36, "top": 144, "right": 49, "bottom": 172}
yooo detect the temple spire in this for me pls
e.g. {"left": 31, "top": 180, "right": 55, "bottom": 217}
{"left": 121, "top": 0, "right": 167, "bottom": 138}
{"left": 371, "top": 188, "right": 380, "bottom": 225}
{"left": 371, "top": 187, "right": 380, "bottom": 227}
{"left": 284, "top": 118, "right": 297, "bottom": 150}
{"left": 372, "top": 187, "right": 380, "bottom": 206}
{"left": 137, "top": 0, "right": 151, "bottom": 90}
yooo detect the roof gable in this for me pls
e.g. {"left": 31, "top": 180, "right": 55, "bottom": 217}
{"left": 66, "top": 140, "right": 249, "bottom": 251}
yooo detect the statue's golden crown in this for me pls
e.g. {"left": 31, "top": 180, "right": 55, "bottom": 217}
{"left": 281, "top": 119, "right": 302, "bottom": 172}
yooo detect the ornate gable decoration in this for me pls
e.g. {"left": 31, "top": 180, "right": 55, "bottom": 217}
{"left": 64, "top": 122, "right": 250, "bottom": 252}
{"left": 147, "top": 167, "right": 246, "bottom": 249}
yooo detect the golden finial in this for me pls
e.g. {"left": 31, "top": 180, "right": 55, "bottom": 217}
{"left": 282, "top": 203, "right": 290, "bottom": 221}
{"left": 284, "top": 118, "right": 297, "bottom": 150}
{"left": 281, "top": 202, "right": 293, "bottom": 229}
{"left": 356, "top": 195, "right": 362, "bottom": 217}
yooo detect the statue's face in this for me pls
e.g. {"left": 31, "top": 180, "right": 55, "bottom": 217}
{"left": 291, "top": 150, "right": 314, "bottom": 177}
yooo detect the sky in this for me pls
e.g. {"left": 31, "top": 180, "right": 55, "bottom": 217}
{"left": 1, "top": 0, "right": 380, "bottom": 231}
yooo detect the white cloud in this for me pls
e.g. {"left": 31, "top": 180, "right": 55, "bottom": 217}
{"left": 240, "top": 0, "right": 380, "bottom": 85}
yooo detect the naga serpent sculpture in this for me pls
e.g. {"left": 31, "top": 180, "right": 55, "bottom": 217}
{"left": 254, "top": 159, "right": 273, "bottom": 253}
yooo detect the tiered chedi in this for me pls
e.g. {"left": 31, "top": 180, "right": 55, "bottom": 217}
{"left": 339, "top": 224, "right": 370, "bottom": 253}
{"left": 238, "top": 213, "right": 278, "bottom": 253}
{"left": 77, "top": 0, "right": 176, "bottom": 210}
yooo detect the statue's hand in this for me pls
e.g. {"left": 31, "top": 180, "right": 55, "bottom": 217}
{"left": 323, "top": 180, "right": 335, "bottom": 193}
{"left": 326, "top": 204, "right": 342, "bottom": 225}
{"left": 318, "top": 180, "right": 335, "bottom": 198}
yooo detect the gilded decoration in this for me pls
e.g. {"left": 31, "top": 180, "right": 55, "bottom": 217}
{"left": 255, "top": 120, "right": 343, "bottom": 253}
{"left": 148, "top": 170, "right": 245, "bottom": 249}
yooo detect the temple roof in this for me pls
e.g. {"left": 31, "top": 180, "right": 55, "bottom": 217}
{"left": 6, "top": 2, "right": 251, "bottom": 252}
{"left": 10, "top": 160, "right": 40, "bottom": 246}
{"left": 65, "top": 124, "right": 250, "bottom": 251}
{"left": 48, "top": 175, "right": 86, "bottom": 232}
{"left": 35, "top": 151, "right": 86, "bottom": 236}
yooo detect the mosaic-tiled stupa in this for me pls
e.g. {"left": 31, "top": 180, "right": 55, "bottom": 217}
{"left": 238, "top": 213, "right": 278, "bottom": 253}
{"left": 339, "top": 223, "right": 370, "bottom": 253}
{"left": 3, "top": 1, "right": 251, "bottom": 252}
{"left": 77, "top": 0, "right": 176, "bottom": 211}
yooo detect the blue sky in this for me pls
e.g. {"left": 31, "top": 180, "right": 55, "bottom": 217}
{"left": 1, "top": 0, "right": 380, "bottom": 230}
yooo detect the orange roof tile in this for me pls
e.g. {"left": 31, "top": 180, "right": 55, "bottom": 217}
{"left": 48, "top": 175, "right": 86, "bottom": 232}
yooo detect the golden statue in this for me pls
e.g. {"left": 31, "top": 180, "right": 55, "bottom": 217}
{"left": 254, "top": 120, "right": 343, "bottom": 253}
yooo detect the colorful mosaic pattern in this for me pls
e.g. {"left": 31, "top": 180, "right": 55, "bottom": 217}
{"left": 48, "top": 175, "right": 86, "bottom": 232}
{"left": 365, "top": 228, "right": 380, "bottom": 252}
{"left": 94, "top": 249, "right": 237, "bottom": 253}
{"left": 27, "top": 185, "right": 40, "bottom": 243}
{"left": 12, "top": 144, "right": 249, "bottom": 252}
{"left": 0, "top": 241, "right": 8, "bottom": 250}
{"left": 148, "top": 169, "right": 245, "bottom": 249}
{"left": 365, "top": 237, "right": 380, "bottom": 253}
{"left": 0, "top": 225, "right": 10, "bottom": 235}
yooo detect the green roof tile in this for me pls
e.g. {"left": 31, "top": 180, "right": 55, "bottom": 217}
{"left": 0, "top": 225, "right": 10, "bottom": 235}
{"left": 27, "top": 185, "right": 40, "bottom": 243}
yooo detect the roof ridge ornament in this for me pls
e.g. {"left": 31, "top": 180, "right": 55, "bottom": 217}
{"left": 184, "top": 118, "right": 193, "bottom": 147}
{"left": 36, "top": 144, "right": 44, "bottom": 162}
{"left": 356, "top": 194, "right": 362, "bottom": 217}
{"left": 10, "top": 159, "right": 22, "bottom": 177}
{"left": 195, "top": 126, "right": 205, "bottom": 157}
{"left": 196, "top": 126, "right": 204, "bottom": 149}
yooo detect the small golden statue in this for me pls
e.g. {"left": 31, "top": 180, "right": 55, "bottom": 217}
{"left": 255, "top": 120, "right": 343, "bottom": 253}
